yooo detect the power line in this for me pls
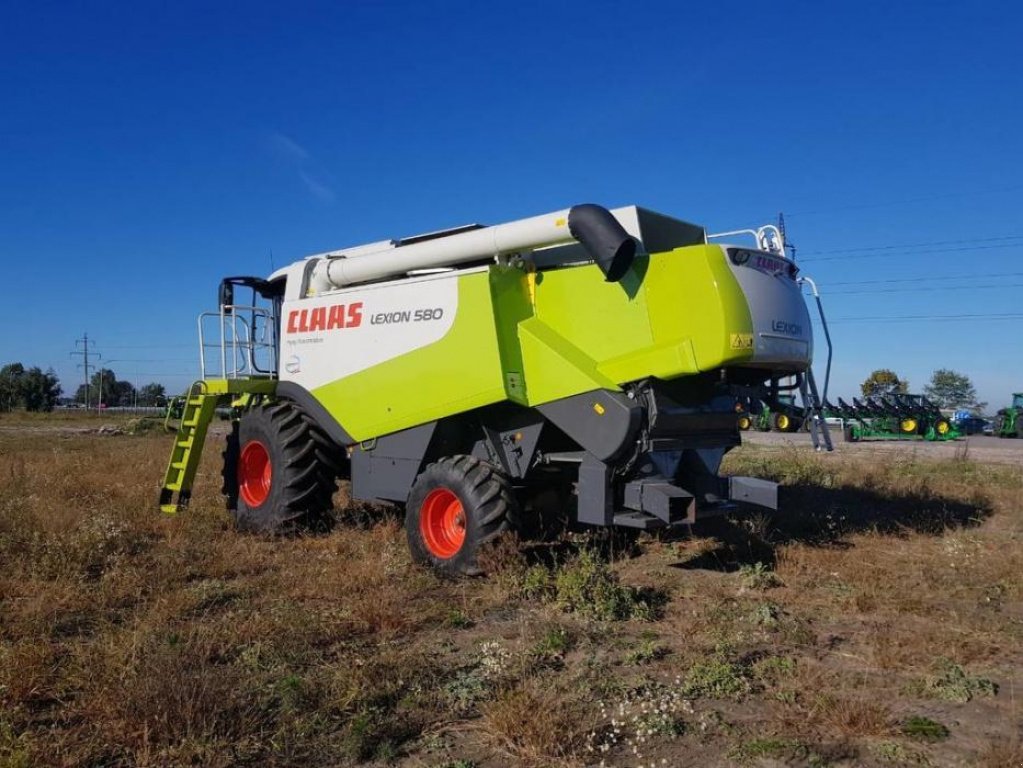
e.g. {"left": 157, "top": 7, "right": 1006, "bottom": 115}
{"left": 828, "top": 282, "right": 1023, "bottom": 297}
{"left": 100, "top": 344, "right": 196, "bottom": 350}
{"left": 800, "top": 233, "right": 1023, "bottom": 256}
{"left": 801, "top": 242, "right": 1022, "bottom": 263}
{"left": 827, "top": 270, "right": 1023, "bottom": 286}
{"left": 826, "top": 312, "right": 1023, "bottom": 324}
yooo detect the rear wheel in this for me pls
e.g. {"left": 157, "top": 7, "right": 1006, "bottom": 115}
{"left": 772, "top": 412, "right": 798, "bottom": 432}
{"left": 900, "top": 417, "right": 918, "bottom": 434}
{"left": 737, "top": 414, "right": 752, "bottom": 431}
{"left": 406, "top": 455, "right": 518, "bottom": 576}
{"left": 223, "top": 401, "right": 340, "bottom": 532}
{"left": 934, "top": 418, "right": 951, "bottom": 438}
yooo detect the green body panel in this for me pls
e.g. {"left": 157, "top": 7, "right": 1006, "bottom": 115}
{"left": 311, "top": 272, "right": 508, "bottom": 439}
{"left": 309, "top": 245, "right": 765, "bottom": 442}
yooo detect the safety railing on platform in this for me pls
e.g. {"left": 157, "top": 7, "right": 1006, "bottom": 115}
{"left": 198, "top": 304, "right": 277, "bottom": 380}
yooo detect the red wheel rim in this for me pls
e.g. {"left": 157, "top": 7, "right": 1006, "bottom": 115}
{"left": 419, "top": 488, "right": 466, "bottom": 559}
{"left": 239, "top": 440, "right": 272, "bottom": 507}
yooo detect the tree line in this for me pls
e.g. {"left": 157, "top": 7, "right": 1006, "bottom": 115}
{"left": 0, "top": 363, "right": 168, "bottom": 412}
{"left": 860, "top": 367, "right": 986, "bottom": 413}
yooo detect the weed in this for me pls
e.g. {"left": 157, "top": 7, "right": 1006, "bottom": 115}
{"left": 751, "top": 655, "right": 797, "bottom": 682}
{"left": 874, "top": 740, "right": 930, "bottom": 764}
{"left": 529, "top": 627, "right": 571, "bottom": 666}
{"left": 589, "top": 679, "right": 693, "bottom": 761}
{"left": 443, "top": 609, "right": 474, "bottom": 629}
{"left": 552, "top": 549, "right": 662, "bottom": 621}
{"left": 748, "top": 600, "right": 781, "bottom": 627}
{"left": 681, "top": 659, "right": 751, "bottom": 700}
{"left": 728, "top": 737, "right": 812, "bottom": 763}
{"left": 623, "top": 637, "right": 670, "bottom": 666}
{"left": 341, "top": 709, "right": 401, "bottom": 762}
{"left": 739, "top": 561, "right": 782, "bottom": 590}
{"left": 906, "top": 658, "right": 997, "bottom": 702}
{"left": 902, "top": 715, "right": 950, "bottom": 741}
{"left": 520, "top": 564, "right": 552, "bottom": 599}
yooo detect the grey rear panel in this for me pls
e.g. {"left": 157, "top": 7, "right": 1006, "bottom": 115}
{"left": 721, "top": 247, "right": 813, "bottom": 368}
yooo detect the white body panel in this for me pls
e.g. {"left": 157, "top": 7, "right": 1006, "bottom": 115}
{"left": 279, "top": 271, "right": 461, "bottom": 390}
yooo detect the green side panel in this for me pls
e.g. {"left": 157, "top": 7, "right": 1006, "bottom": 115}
{"left": 643, "top": 245, "right": 755, "bottom": 371}
{"left": 517, "top": 317, "right": 621, "bottom": 403}
{"left": 489, "top": 266, "right": 535, "bottom": 404}
{"left": 311, "top": 272, "right": 507, "bottom": 441}
{"left": 521, "top": 245, "right": 755, "bottom": 405}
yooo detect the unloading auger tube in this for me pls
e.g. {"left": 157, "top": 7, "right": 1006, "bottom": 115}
{"left": 309, "top": 203, "right": 637, "bottom": 290}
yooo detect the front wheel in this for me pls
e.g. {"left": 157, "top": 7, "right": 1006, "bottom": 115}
{"left": 224, "top": 401, "right": 340, "bottom": 533}
{"left": 406, "top": 455, "right": 518, "bottom": 576}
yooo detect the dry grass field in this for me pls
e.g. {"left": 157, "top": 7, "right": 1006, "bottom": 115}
{"left": 1, "top": 412, "right": 1022, "bottom": 767}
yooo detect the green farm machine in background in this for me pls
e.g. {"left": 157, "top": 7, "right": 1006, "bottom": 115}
{"left": 736, "top": 393, "right": 803, "bottom": 433}
{"left": 158, "top": 203, "right": 833, "bottom": 574}
{"left": 825, "top": 393, "right": 957, "bottom": 442}
{"left": 994, "top": 393, "right": 1023, "bottom": 438}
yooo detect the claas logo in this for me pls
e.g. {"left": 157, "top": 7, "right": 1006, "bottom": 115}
{"left": 287, "top": 302, "right": 363, "bottom": 333}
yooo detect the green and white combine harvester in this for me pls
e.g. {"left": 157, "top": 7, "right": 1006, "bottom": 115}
{"left": 159, "top": 204, "right": 832, "bottom": 574}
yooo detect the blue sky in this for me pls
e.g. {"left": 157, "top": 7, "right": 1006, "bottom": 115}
{"left": 1, "top": 1, "right": 1020, "bottom": 409}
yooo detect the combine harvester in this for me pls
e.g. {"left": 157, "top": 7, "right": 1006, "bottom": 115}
{"left": 159, "top": 204, "right": 832, "bottom": 574}
{"left": 825, "top": 393, "right": 957, "bottom": 443}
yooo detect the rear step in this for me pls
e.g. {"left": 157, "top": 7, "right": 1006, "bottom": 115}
{"left": 613, "top": 474, "right": 778, "bottom": 530}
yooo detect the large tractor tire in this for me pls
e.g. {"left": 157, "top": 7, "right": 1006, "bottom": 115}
{"left": 772, "top": 412, "right": 801, "bottom": 432}
{"left": 406, "top": 455, "right": 518, "bottom": 576}
{"left": 899, "top": 417, "right": 918, "bottom": 434}
{"left": 934, "top": 418, "right": 952, "bottom": 438}
{"left": 223, "top": 401, "right": 340, "bottom": 533}
{"left": 737, "top": 414, "right": 752, "bottom": 431}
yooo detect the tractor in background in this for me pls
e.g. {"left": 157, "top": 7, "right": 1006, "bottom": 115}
{"left": 994, "top": 393, "right": 1023, "bottom": 438}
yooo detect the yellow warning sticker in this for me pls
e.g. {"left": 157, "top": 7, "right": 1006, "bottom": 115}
{"left": 730, "top": 333, "right": 754, "bottom": 350}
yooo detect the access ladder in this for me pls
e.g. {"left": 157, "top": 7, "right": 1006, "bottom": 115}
{"left": 158, "top": 378, "right": 276, "bottom": 513}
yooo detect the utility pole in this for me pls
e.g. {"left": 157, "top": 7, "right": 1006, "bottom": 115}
{"left": 777, "top": 212, "right": 796, "bottom": 260}
{"left": 70, "top": 334, "right": 100, "bottom": 409}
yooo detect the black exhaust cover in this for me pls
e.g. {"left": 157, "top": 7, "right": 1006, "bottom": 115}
{"left": 567, "top": 204, "right": 637, "bottom": 282}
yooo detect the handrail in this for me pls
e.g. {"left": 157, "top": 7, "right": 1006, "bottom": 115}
{"left": 198, "top": 304, "right": 277, "bottom": 380}
{"left": 798, "top": 276, "right": 831, "bottom": 405}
